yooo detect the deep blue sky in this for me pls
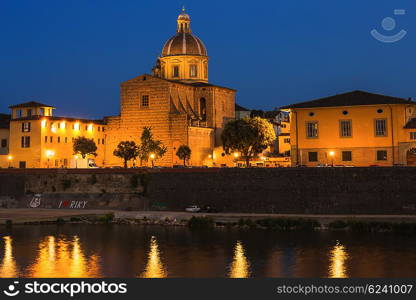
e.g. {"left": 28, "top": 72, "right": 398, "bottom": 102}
{"left": 0, "top": 0, "right": 415, "bottom": 118}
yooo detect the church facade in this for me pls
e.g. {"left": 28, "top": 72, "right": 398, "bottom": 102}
{"left": 104, "top": 9, "right": 235, "bottom": 167}
{"left": 0, "top": 9, "right": 236, "bottom": 168}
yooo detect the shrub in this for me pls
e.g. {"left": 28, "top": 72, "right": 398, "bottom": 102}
{"left": 61, "top": 179, "right": 72, "bottom": 191}
{"left": 187, "top": 216, "right": 214, "bottom": 229}
{"left": 56, "top": 217, "right": 65, "bottom": 224}
{"left": 70, "top": 217, "right": 82, "bottom": 222}
{"left": 328, "top": 220, "right": 348, "bottom": 230}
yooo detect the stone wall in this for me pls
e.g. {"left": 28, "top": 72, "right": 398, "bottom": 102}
{"left": 1, "top": 167, "right": 416, "bottom": 214}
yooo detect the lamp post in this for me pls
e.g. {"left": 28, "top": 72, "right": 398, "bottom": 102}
{"left": 150, "top": 153, "right": 155, "bottom": 168}
{"left": 7, "top": 155, "right": 13, "bottom": 168}
{"left": 74, "top": 155, "right": 79, "bottom": 169}
{"left": 329, "top": 151, "right": 335, "bottom": 167}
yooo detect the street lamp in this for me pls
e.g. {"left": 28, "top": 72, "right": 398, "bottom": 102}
{"left": 150, "top": 153, "right": 155, "bottom": 167}
{"left": 329, "top": 151, "right": 335, "bottom": 167}
{"left": 7, "top": 155, "right": 13, "bottom": 168}
{"left": 46, "top": 150, "right": 54, "bottom": 168}
{"left": 74, "top": 155, "right": 79, "bottom": 169}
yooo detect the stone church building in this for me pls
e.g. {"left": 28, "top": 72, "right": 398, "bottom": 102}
{"left": 104, "top": 9, "right": 236, "bottom": 167}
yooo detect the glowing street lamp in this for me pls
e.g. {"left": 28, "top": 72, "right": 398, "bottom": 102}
{"left": 329, "top": 151, "right": 335, "bottom": 167}
{"left": 150, "top": 153, "right": 155, "bottom": 167}
{"left": 46, "top": 150, "right": 55, "bottom": 168}
{"left": 233, "top": 152, "right": 239, "bottom": 158}
{"left": 7, "top": 155, "right": 13, "bottom": 168}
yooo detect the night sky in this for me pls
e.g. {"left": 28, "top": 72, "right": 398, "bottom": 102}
{"left": 1, "top": 0, "right": 415, "bottom": 119}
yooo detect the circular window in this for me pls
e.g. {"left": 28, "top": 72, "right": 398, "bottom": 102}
{"left": 342, "top": 110, "right": 348, "bottom": 115}
{"left": 309, "top": 112, "right": 315, "bottom": 117}
{"left": 377, "top": 109, "right": 383, "bottom": 114}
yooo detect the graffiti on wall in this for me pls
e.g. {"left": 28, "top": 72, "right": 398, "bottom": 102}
{"left": 58, "top": 200, "right": 88, "bottom": 209}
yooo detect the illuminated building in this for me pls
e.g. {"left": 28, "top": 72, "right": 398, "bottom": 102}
{"left": 282, "top": 90, "right": 416, "bottom": 167}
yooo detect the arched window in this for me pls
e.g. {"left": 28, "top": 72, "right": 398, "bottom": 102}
{"left": 199, "top": 98, "right": 207, "bottom": 121}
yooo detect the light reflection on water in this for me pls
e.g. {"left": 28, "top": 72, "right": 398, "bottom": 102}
{"left": 27, "top": 236, "right": 101, "bottom": 278}
{"left": 328, "top": 241, "right": 348, "bottom": 278}
{"left": 140, "top": 236, "right": 167, "bottom": 278}
{"left": 0, "top": 225, "right": 416, "bottom": 278}
{"left": 0, "top": 236, "right": 18, "bottom": 277}
{"left": 228, "top": 241, "right": 250, "bottom": 278}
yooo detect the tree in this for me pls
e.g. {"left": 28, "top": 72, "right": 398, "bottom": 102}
{"left": 113, "top": 141, "right": 139, "bottom": 168}
{"left": 137, "top": 127, "right": 167, "bottom": 166}
{"left": 176, "top": 145, "right": 192, "bottom": 166}
{"left": 221, "top": 117, "right": 276, "bottom": 167}
{"left": 73, "top": 137, "right": 97, "bottom": 159}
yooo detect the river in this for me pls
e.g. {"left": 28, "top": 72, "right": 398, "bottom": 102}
{"left": 0, "top": 224, "right": 415, "bottom": 278}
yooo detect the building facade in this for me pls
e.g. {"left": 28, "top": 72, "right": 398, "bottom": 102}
{"left": 281, "top": 90, "right": 416, "bottom": 167}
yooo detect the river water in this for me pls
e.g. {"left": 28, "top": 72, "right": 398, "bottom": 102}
{"left": 0, "top": 224, "right": 415, "bottom": 278}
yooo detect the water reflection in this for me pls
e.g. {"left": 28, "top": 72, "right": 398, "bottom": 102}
{"left": 229, "top": 241, "right": 250, "bottom": 278}
{"left": 0, "top": 237, "right": 18, "bottom": 277}
{"left": 141, "top": 236, "right": 167, "bottom": 278}
{"left": 28, "top": 236, "right": 100, "bottom": 278}
{"left": 329, "top": 241, "right": 348, "bottom": 278}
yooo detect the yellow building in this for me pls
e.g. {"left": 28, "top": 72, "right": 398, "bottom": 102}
{"left": 281, "top": 90, "right": 416, "bottom": 167}
{"left": 5, "top": 101, "right": 105, "bottom": 168}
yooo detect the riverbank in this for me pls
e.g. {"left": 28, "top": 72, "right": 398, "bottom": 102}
{"left": 2, "top": 209, "right": 416, "bottom": 233}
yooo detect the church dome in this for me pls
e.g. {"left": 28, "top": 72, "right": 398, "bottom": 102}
{"left": 162, "top": 33, "right": 207, "bottom": 56}
{"left": 161, "top": 8, "right": 207, "bottom": 57}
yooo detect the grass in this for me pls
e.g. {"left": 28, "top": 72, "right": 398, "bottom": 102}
{"left": 187, "top": 216, "right": 214, "bottom": 229}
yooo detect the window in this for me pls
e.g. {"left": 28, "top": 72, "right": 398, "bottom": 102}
{"left": 50, "top": 136, "right": 53, "bottom": 143}
{"left": 190, "top": 64, "right": 197, "bottom": 77}
{"left": 57, "top": 137, "right": 61, "bottom": 143}
{"left": 65, "top": 137, "right": 68, "bottom": 143}
{"left": 342, "top": 151, "right": 352, "bottom": 161}
{"left": 306, "top": 122, "right": 318, "bottom": 138}
{"left": 308, "top": 152, "right": 318, "bottom": 162}
{"left": 1, "top": 139, "right": 7, "bottom": 148}
{"left": 172, "top": 65, "right": 179, "bottom": 77}
{"left": 142, "top": 95, "right": 149, "bottom": 107}
{"left": 102, "top": 138, "right": 105, "bottom": 144}
{"left": 21, "top": 136, "right": 30, "bottom": 148}
{"left": 27, "top": 109, "right": 32, "bottom": 117}
{"left": 22, "top": 122, "right": 31, "bottom": 132}
{"left": 19, "top": 161, "right": 26, "bottom": 169}
{"left": 44, "top": 136, "right": 48, "bottom": 143}
{"left": 284, "top": 138, "right": 290, "bottom": 144}
{"left": 16, "top": 110, "right": 22, "bottom": 118}
{"left": 204, "top": 63, "right": 208, "bottom": 78}
{"left": 340, "top": 120, "right": 352, "bottom": 137}
{"left": 309, "top": 112, "right": 315, "bottom": 117}
{"left": 375, "top": 119, "right": 387, "bottom": 136}
{"left": 98, "top": 126, "right": 101, "bottom": 132}
{"left": 410, "top": 132, "right": 416, "bottom": 140}
{"left": 377, "top": 150, "right": 388, "bottom": 161}
{"left": 64, "top": 159, "right": 68, "bottom": 166}
{"left": 40, "top": 108, "right": 45, "bottom": 116}
{"left": 377, "top": 109, "right": 384, "bottom": 114}
{"left": 98, "top": 139, "right": 100, "bottom": 145}
{"left": 342, "top": 110, "right": 349, "bottom": 115}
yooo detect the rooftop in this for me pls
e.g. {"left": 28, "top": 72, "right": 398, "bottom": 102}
{"left": 280, "top": 90, "right": 415, "bottom": 109}
{"left": 235, "top": 104, "right": 250, "bottom": 111}
{"left": 10, "top": 115, "right": 105, "bottom": 125}
{"left": 9, "top": 101, "right": 55, "bottom": 109}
